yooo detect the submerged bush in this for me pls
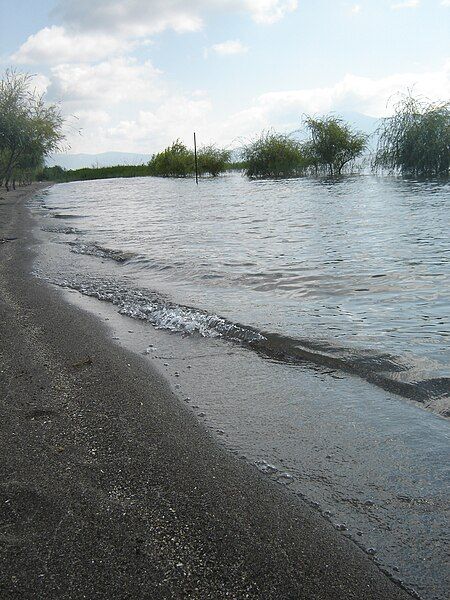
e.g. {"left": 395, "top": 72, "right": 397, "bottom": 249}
{"left": 374, "top": 94, "right": 450, "bottom": 177}
{"left": 243, "top": 131, "right": 307, "bottom": 178}
{"left": 148, "top": 140, "right": 195, "bottom": 177}
{"left": 148, "top": 140, "right": 230, "bottom": 178}
{"left": 197, "top": 145, "right": 231, "bottom": 176}
{"left": 304, "top": 116, "right": 367, "bottom": 176}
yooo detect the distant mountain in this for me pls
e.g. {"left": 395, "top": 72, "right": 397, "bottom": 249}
{"left": 46, "top": 152, "right": 152, "bottom": 170}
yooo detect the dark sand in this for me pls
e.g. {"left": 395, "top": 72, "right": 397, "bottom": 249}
{"left": 0, "top": 184, "right": 414, "bottom": 599}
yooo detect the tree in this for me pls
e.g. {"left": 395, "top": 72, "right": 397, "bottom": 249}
{"left": 373, "top": 93, "right": 450, "bottom": 177}
{"left": 243, "top": 131, "right": 307, "bottom": 178}
{"left": 304, "top": 115, "right": 367, "bottom": 176}
{"left": 0, "top": 69, "right": 65, "bottom": 190}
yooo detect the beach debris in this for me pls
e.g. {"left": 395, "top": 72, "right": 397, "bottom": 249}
{"left": 71, "top": 355, "right": 93, "bottom": 368}
{"left": 0, "top": 237, "right": 18, "bottom": 244}
{"left": 255, "top": 460, "right": 278, "bottom": 474}
{"left": 277, "top": 472, "right": 294, "bottom": 484}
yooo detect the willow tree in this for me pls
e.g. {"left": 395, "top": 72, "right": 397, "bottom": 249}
{"left": 374, "top": 94, "right": 450, "bottom": 177}
{"left": 304, "top": 116, "right": 367, "bottom": 176}
{"left": 0, "top": 69, "right": 65, "bottom": 190}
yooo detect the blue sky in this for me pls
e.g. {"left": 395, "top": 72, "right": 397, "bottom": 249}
{"left": 1, "top": 0, "right": 449, "bottom": 153}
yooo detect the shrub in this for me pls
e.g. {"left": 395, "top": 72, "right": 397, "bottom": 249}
{"left": 243, "top": 131, "right": 307, "bottom": 178}
{"left": 148, "top": 140, "right": 194, "bottom": 177}
{"left": 373, "top": 93, "right": 450, "bottom": 177}
{"left": 197, "top": 145, "right": 231, "bottom": 176}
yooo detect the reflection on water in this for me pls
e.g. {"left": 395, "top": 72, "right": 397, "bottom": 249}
{"left": 39, "top": 174, "right": 449, "bottom": 412}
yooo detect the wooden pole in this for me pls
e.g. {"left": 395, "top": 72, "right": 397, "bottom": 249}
{"left": 194, "top": 132, "right": 199, "bottom": 185}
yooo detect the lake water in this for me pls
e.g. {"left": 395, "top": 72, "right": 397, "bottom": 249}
{"left": 38, "top": 173, "right": 449, "bottom": 411}
{"left": 31, "top": 173, "right": 449, "bottom": 599}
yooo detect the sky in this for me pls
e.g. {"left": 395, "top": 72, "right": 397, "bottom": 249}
{"left": 1, "top": 0, "right": 449, "bottom": 154}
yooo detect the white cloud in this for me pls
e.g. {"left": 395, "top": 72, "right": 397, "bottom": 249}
{"left": 68, "top": 94, "right": 213, "bottom": 154}
{"left": 241, "top": 0, "right": 298, "bottom": 24}
{"left": 211, "top": 40, "right": 249, "bottom": 56}
{"left": 75, "top": 110, "right": 111, "bottom": 126}
{"left": 53, "top": 0, "right": 297, "bottom": 38}
{"left": 216, "top": 62, "right": 450, "bottom": 143}
{"left": 391, "top": 0, "right": 420, "bottom": 9}
{"left": 32, "top": 74, "right": 52, "bottom": 96}
{"left": 54, "top": 58, "right": 450, "bottom": 153}
{"left": 47, "top": 58, "right": 163, "bottom": 107}
{"left": 349, "top": 4, "right": 362, "bottom": 15}
{"left": 440, "top": 0, "right": 450, "bottom": 6}
{"left": 14, "top": 1, "right": 296, "bottom": 65}
{"left": 12, "top": 26, "right": 128, "bottom": 64}
{"left": 108, "top": 96, "right": 212, "bottom": 143}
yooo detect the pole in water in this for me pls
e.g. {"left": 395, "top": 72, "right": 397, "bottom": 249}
{"left": 194, "top": 132, "right": 199, "bottom": 185}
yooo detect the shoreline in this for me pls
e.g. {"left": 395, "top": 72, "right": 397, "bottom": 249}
{"left": 0, "top": 184, "right": 415, "bottom": 599}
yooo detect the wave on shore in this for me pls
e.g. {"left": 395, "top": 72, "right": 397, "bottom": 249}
{"left": 44, "top": 273, "right": 450, "bottom": 411}
{"left": 67, "top": 241, "right": 139, "bottom": 263}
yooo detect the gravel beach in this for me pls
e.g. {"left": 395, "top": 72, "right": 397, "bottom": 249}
{"left": 0, "top": 184, "right": 415, "bottom": 599}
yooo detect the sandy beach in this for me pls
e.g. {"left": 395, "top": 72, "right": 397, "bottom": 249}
{"left": 0, "top": 184, "right": 415, "bottom": 599}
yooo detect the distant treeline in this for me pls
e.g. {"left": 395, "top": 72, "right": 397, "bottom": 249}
{"left": 37, "top": 92, "right": 449, "bottom": 185}
{"left": 39, "top": 164, "right": 151, "bottom": 182}
{"left": 38, "top": 159, "right": 247, "bottom": 183}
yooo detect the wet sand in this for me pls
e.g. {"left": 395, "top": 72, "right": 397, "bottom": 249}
{"left": 0, "top": 184, "right": 414, "bottom": 599}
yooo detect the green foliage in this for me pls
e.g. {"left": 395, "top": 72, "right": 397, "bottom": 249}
{"left": 37, "top": 145, "right": 232, "bottom": 183}
{"left": 225, "top": 161, "right": 248, "bottom": 171}
{"left": 38, "top": 164, "right": 151, "bottom": 182}
{"left": 148, "top": 140, "right": 231, "bottom": 177}
{"left": 304, "top": 116, "right": 367, "bottom": 176}
{"left": 243, "top": 131, "right": 307, "bottom": 178}
{"left": 148, "top": 140, "right": 195, "bottom": 177}
{"left": 0, "top": 69, "right": 65, "bottom": 190}
{"left": 374, "top": 93, "right": 450, "bottom": 177}
{"left": 38, "top": 165, "right": 66, "bottom": 181}
{"left": 197, "top": 145, "right": 231, "bottom": 176}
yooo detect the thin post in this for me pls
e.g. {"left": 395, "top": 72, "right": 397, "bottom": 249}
{"left": 194, "top": 132, "right": 199, "bottom": 185}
